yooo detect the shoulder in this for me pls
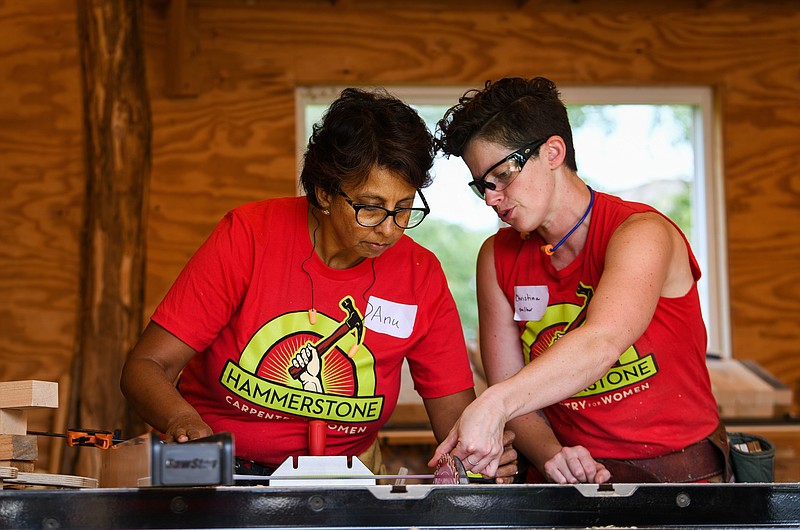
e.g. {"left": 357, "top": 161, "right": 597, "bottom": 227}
{"left": 612, "top": 210, "right": 677, "bottom": 248}
{"left": 604, "top": 199, "right": 692, "bottom": 284}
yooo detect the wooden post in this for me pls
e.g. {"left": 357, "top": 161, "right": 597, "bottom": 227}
{"left": 70, "top": 0, "right": 151, "bottom": 478}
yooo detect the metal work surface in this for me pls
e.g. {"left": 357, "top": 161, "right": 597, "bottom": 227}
{"left": 1, "top": 483, "right": 800, "bottom": 529}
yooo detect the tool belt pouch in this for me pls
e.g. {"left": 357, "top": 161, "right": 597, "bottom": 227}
{"left": 728, "top": 432, "right": 775, "bottom": 482}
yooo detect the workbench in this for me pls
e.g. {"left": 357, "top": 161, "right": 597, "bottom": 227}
{"left": 1, "top": 482, "right": 800, "bottom": 529}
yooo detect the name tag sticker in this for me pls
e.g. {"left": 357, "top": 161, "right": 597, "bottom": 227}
{"left": 514, "top": 285, "right": 549, "bottom": 321}
{"left": 365, "top": 296, "right": 417, "bottom": 339}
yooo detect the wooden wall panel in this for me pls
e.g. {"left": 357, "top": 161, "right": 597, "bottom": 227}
{"left": 0, "top": 0, "right": 83, "bottom": 378}
{"left": 0, "top": 0, "right": 84, "bottom": 469}
{"left": 144, "top": 85, "right": 298, "bottom": 315}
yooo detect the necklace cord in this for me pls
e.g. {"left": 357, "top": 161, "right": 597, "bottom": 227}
{"left": 541, "top": 185, "right": 594, "bottom": 256}
{"left": 301, "top": 208, "right": 321, "bottom": 321}
{"left": 301, "top": 206, "right": 377, "bottom": 322}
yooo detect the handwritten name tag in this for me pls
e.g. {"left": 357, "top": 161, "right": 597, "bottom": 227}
{"left": 514, "top": 285, "right": 549, "bottom": 321}
{"left": 365, "top": 296, "right": 417, "bottom": 338}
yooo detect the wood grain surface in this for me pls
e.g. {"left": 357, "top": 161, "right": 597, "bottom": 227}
{"left": 0, "top": 0, "right": 85, "bottom": 473}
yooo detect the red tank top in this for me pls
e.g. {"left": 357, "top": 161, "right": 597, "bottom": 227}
{"left": 494, "top": 192, "right": 719, "bottom": 458}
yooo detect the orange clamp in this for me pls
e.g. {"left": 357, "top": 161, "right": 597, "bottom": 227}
{"left": 66, "top": 429, "right": 114, "bottom": 449}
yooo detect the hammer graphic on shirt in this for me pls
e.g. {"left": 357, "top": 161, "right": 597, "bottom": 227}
{"left": 288, "top": 296, "right": 365, "bottom": 380}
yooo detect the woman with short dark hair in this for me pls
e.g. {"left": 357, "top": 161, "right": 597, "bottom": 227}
{"left": 121, "top": 88, "right": 518, "bottom": 482}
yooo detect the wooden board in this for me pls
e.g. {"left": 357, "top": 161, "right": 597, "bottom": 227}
{"left": 0, "top": 435, "right": 37, "bottom": 460}
{"left": 0, "top": 461, "right": 35, "bottom": 473}
{"left": 2, "top": 471, "right": 97, "bottom": 489}
{"left": 0, "top": 380, "right": 58, "bottom": 410}
{"left": 0, "top": 410, "right": 27, "bottom": 436}
{"left": 707, "top": 359, "right": 783, "bottom": 418}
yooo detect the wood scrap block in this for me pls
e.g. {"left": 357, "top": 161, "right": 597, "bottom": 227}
{"left": 100, "top": 434, "right": 152, "bottom": 488}
{"left": 0, "top": 460, "right": 35, "bottom": 473}
{"left": 0, "top": 409, "right": 27, "bottom": 435}
{"left": 0, "top": 380, "right": 58, "bottom": 409}
{"left": 0, "top": 435, "right": 38, "bottom": 460}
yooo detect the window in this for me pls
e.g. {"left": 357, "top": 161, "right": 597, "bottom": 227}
{"left": 297, "top": 86, "right": 730, "bottom": 357}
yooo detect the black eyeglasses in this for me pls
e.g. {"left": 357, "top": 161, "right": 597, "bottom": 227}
{"left": 339, "top": 190, "right": 430, "bottom": 229}
{"left": 467, "top": 138, "right": 549, "bottom": 199}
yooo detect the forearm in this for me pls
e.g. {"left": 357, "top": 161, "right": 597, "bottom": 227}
{"left": 120, "top": 357, "right": 200, "bottom": 435}
{"left": 490, "top": 328, "right": 621, "bottom": 423}
{"left": 507, "top": 412, "right": 562, "bottom": 474}
{"left": 423, "top": 389, "right": 476, "bottom": 443}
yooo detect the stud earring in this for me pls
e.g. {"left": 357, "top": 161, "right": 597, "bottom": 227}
{"left": 322, "top": 209, "right": 330, "bottom": 215}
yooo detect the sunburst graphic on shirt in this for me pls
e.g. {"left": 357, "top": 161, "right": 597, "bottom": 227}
{"left": 257, "top": 332, "right": 357, "bottom": 395}
{"left": 519, "top": 282, "right": 658, "bottom": 399}
{"left": 218, "top": 304, "right": 384, "bottom": 423}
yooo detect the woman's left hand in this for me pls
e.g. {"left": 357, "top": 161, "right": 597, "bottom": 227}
{"left": 542, "top": 445, "right": 611, "bottom": 484}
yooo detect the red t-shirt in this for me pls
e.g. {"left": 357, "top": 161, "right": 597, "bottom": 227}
{"left": 494, "top": 191, "right": 719, "bottom": 459}
{"left": 152, "top": 196, "right": 473, "bottom": 467}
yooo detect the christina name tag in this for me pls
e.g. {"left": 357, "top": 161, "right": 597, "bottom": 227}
{"left": 514, "top": 285, "right": 548, "bottom": 321}
{"left": 365, "top": 296, "right": 417, "bottom": 338}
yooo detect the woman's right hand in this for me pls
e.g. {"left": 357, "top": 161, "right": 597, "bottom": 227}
{"left": 542, "top": 445, "right": 611, "bottom": 484}
{"left": 164, "top": 412, "right": 213, "bottom": 443}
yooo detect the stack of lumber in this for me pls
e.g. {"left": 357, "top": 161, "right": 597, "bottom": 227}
{"left": 0, "top": 380, "right": 57, "bottom": 472}
{"left": 0, "top": 380, "right": 97, "bottom": 488}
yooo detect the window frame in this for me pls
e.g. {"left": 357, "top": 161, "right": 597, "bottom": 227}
{"left": 295, "top": 85, "right": 731, "bottom": 357}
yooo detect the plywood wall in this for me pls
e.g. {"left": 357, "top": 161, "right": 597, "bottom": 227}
{"left": 0, "top": 0, "right": 85, "bottom": 470}
{"left": 1, "top": 0, "right": 798, "bottom": 471}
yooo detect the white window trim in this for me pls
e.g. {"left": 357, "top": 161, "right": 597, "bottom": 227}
{"left": 296, "top": 85, "right": 731, "bottom": 357}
